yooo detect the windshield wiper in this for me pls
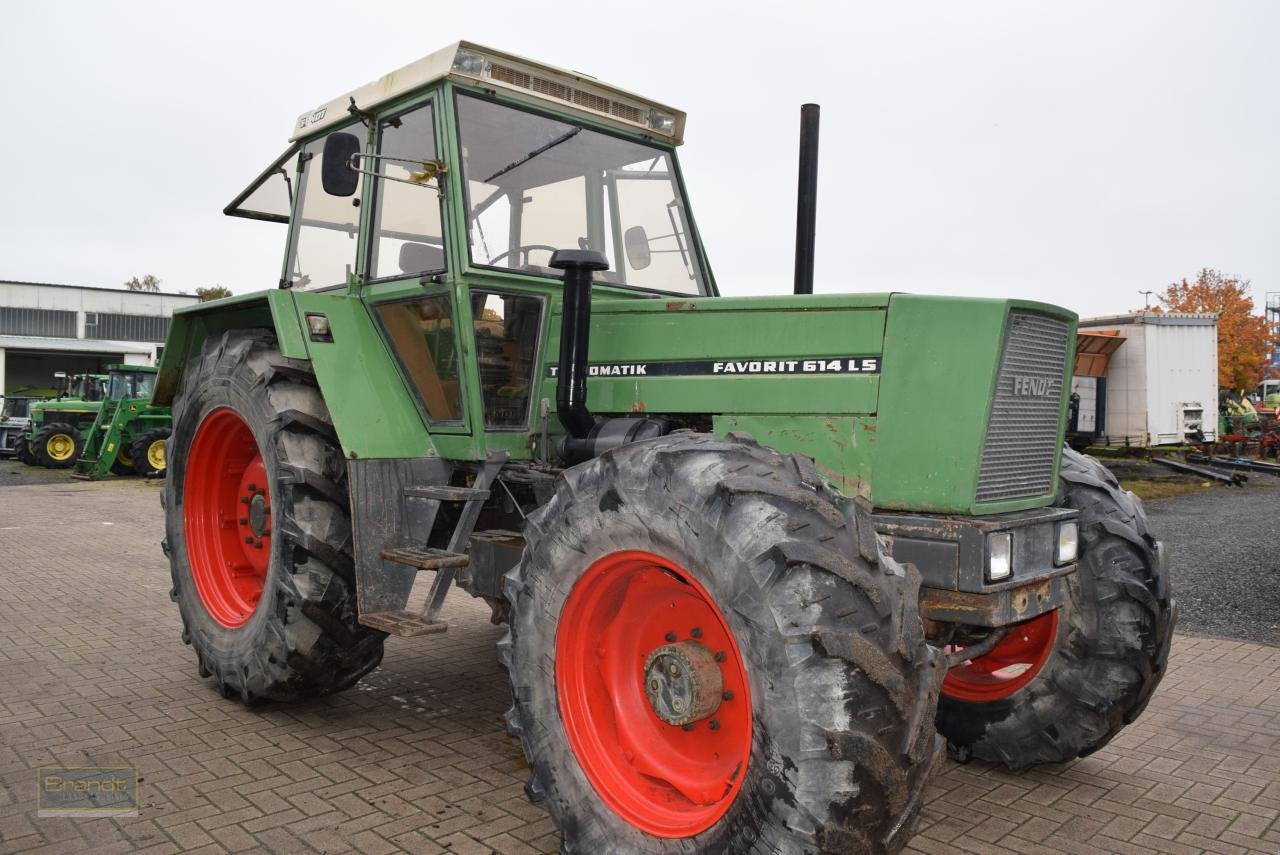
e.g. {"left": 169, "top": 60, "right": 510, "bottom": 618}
{"left": 484, "top": 127, "right": 582, "bottom": 183}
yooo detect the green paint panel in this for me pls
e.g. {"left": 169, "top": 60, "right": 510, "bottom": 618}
{"left": 291, "top": 290, "right": 436, "bottom": 460}
{"left": 713, "top": 414, "right": 874, "bottom": 497}
{"left": 537, "top": 294, "right": 889, "bottom": 416}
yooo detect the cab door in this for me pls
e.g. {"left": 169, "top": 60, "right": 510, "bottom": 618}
{"left": 360, "top": 95, "right": 481, "bottom": 456}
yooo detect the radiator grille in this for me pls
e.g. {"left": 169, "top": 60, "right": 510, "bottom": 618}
{"left": 975, "top": 311, "right": 1070, "bottom": 503}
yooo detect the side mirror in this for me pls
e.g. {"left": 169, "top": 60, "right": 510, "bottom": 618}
{"left": 321, "top": 132, "right": 362, "bottom": 197}
{"left": 623, "top": 225, "right": 651, "bottom": 270}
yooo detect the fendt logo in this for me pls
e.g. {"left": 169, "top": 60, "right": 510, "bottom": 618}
{"left": 1011, "top": 375, "right": 1054, "bottom": 397}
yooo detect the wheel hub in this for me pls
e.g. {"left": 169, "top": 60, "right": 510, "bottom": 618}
{"left": 643, "top": 641, "right": 722, "bottom": 726}
{"left": 248, "top": 492, "right": 269, "bottom": 537}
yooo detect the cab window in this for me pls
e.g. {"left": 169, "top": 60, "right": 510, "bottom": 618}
{"left": 375, "top": 294, "right": 464, "bottom": 424}
{"left": 285, "top": 128, "right": 365, "bottom": 289}
{"left": 368, "top": 103, "right": 446, "bottom": 280}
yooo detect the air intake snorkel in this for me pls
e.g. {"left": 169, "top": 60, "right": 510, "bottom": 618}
{"left": 550, "top": 249, "right": 609, "bottom": 441}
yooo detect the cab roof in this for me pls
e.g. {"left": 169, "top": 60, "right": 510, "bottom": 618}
{"left": 290, "top": 40, "right": 685, "bottom": 145}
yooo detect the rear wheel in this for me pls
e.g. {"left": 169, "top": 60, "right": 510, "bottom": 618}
{"left": 935, "top": 447, "right": 1175, "bottom": 767}
{"left": 163, "top": 330, "right": 385, "bottom": 702}
{"left": 33, "top": 422, "right": 81, "bottom": 469}
{"left": 504, "top": 432, "right": 942, "bottom": 854}
{"left": 131, "top": 428, "right": 171, "bottom": 477}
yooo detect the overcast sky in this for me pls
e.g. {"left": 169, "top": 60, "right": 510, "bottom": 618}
{"left": 2, "top": 1, "right": 1276, "bottom": 318}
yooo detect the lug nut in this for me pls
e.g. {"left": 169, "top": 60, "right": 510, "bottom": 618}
{"left": 669, "top": 664, "right": 680, "bottom": 677}
{"left": 240, "top": 496, "right": 250, "bottom": 505}
{"left": 682, "top": 723, "right": 694, "bottom": 732}
{"left": 244, "top": 536, "right": 253, "bottom": 544}
{"left": 714, "top": 651, "right": 726, "bottom": 662}
{"left": 247, "top": 483, "right": 257, "bottom": 492}
{"left": 649, "top": 679, "right": 661, "bottom": 692}
{"left": 723, "top": 691, "right": 734, "bottom": 701}
{"left": 253, "top": 540, "right": 263, "bottom": 550}
{"left": 691, "top": 627, "right": 702, "bottom": 638}
{"left": 708, "top": 720, "right": 720, "bottom": 731}
{"left": 239, "top": 517, "right": 248, "bottom": 525}
{"left": 671, "top": 698, "right": 684, "bottom": 711}
{"left": 664, "top": 631, "right": 676, "bottom": 642}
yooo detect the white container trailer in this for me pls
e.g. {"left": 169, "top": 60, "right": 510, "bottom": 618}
{"left": 1076, "top": 312, "right": 1218, "bottom": 446}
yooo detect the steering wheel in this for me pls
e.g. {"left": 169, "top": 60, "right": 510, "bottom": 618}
{"left": 487, "top": 244, "right": 558, "bottom": 268}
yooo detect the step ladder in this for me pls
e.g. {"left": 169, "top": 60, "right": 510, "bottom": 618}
{"left": 356, "top": 453, "right": 507, "bottom": 637}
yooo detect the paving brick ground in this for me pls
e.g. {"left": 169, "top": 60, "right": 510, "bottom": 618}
{"left": 1, "top": 478, "right": 1277, "bottom": 854}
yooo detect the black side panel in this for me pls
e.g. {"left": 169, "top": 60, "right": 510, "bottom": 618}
{"left": 347, "top": 457, "right": 454, "bottom": 615}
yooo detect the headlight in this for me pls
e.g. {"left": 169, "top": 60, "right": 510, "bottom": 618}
{"left": 1055, "top": 521, "right": 1079, "bottom": 565}
{"left": 648, "top": 110, "right": 676, "bottom": 134}
{"left": 452, "top": 49, "right": 490, "bottom": 76}
{"left": 987, "top": 532, "right": 1012, "bottom": 582}
{"left": 305, "top": 313, "right": 333, "bottom": 343}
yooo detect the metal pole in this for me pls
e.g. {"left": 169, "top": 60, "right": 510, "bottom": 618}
{"left": 793, "top": 104, "right": 820, "bottom": 295}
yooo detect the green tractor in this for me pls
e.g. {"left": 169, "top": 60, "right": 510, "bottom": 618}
{"left": 24, "top": 372, "right": 109, "bottom": 468}
{"left": 71, "top": 365, "right": 171, "bottom": 479}
{"left": 155, "top": 43, "right": 1175, "bottom": 853}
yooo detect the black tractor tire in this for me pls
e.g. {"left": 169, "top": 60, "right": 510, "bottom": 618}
{"left": 935, "top": 447, "right": 1175, "bottom": 768}
{"left": 131, "top": 427, "right": 171, "bottom": 477}
{"left": 503, "top": 432, "right": 943, "bottom": 854}
{"left": 33, "top": 422, "right": 82, "bottom": 469}
{"left": 110, "top": 441, "right": 136, "bottom": 476}
{"left": 15, "top": 435, "right": 35, "bottom": 465}
{"left": 163, "top": 329, "right": 385, "bottom": 703}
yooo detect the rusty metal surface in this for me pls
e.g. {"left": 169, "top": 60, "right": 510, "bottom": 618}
{"left": 919, "top": 574, "right": 1068, "bottom": 627}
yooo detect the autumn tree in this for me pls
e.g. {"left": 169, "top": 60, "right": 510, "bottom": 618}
{"left": 124, "top": 274, "right": 161, "bottom": 292}
{"left": 195, "top": 285, "right": 233, "bottom": 302}
{"left": 1156, "top": 268, "right": 1278, "bottom": 391}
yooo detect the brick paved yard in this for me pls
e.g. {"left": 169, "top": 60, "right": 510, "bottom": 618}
{"left": 1, "top": 478, "right": 1277, "bottom": 854}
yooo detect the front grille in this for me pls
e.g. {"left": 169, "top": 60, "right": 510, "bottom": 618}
{"left": 975, "top": 311, "right": 1070, "bottom": 503}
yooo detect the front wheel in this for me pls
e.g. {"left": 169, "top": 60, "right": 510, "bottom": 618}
{"left": 935, "top": 447, "right": 1175, "bottom": 768}
{"left": 33, "top": 422, "right": 81, "bottom": 469}
{"left": 504, "top": 433, "right": 942, "bottom": 854}
{"left": 164, "top": 330, "right": 384, "bottom": 702}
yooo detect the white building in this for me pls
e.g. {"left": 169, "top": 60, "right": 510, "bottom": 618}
{"left": 1074, "top": 312, "right": 1219, "bottom": 446}
{"left": 0, "top": 281, "right": 199, "bottom": 394}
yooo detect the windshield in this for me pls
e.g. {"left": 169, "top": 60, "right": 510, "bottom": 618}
{"left": 74, "top": 376, "right": 107, "bottom": 402}
{"left": 455, "top": 93, "right": 706, "bottom": 295}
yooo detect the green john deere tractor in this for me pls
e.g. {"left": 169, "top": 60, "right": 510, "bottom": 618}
{"left": 155, "top": 42, "right": 1175, "bottom": 853}
{"left": 24, "top": 372, "right": 109, "bottom": 468}
{"left": 72, "top": 365, "right": 172, "bottom": 479}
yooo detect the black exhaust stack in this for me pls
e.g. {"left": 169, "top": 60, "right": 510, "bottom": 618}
{"left": 550, "top": 249, "right": 609, "bottom": 440}
{"left": 793, "top": 103, "right": 820, "bottom": 295}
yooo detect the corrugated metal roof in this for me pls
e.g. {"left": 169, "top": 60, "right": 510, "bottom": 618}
{"left": 0, "top": 280, "right": 199, "bottom": 300}
{"left": 0, "top": 335, "right": 155, "bottom": 353}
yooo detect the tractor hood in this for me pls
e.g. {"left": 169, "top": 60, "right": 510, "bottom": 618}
{"left": 539, "top": 292, "right": 1077, "bottom": 515}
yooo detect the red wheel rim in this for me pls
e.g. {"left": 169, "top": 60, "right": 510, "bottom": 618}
{"left": 555, "top": 550, "right": 752, "bottom": 838}
{"left": 184, "top": 407, "right": 271, "bottom": 629}
{"left": 942, "top": 609, "right": 1060, "bottom": 702}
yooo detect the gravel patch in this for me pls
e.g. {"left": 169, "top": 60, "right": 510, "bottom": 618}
{"left": 1140, "top": 472, "right": 1280, "bottom": 646}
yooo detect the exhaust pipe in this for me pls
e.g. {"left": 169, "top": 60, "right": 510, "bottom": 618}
{"left": 793, "top": 103, "right": 820, "bottom": 295}
{"left": 550, "top": 249, "right": 609, "bottom": 440}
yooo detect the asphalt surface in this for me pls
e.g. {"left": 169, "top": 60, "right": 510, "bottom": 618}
{"left": 1144, "top": 476, "right": 1280, "bottom": 646}
{"left": 2, "top": 457, "right": 1277, "bottom": 645}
